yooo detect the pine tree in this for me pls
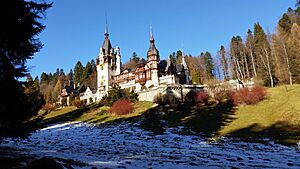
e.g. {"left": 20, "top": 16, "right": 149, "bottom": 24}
{"left": 132, "top": 52, "right": 139, "bottom": 63}
{"left": 230, "top": 36, "right": 240, "bottom": 79}
{"left": 219, "top": 45, "right": 229, "bottom": 81}
{"left": 74, "top": 61, "right": 84, "bottom": 85}
{"left": 287, "top": 23, "right": 300, "bottom": 83}
{"left": 24, "top": 75, "right": 45, "bottom": 117}
{"left": 0, "top": 0, "right": 51, "bottom": 136}
{"left": 169, "top": 53, "right": 176, "bottom": 64}
{"left": 246, "top": 29, "right": 257, "bottom": 77}
{"left": 53, "top": 79, "right": 62, "bottom": 102}
{"left": 254, "top": 23, "right": 275, "bottom": 87}
{"left": 175, "top": 50, "right": 183, "bottom": 64}
{"left": 203, "top": 52, "right": 214, "bottom": 80}
{"left": 279, "top": 13, "right": 292, "bottom": 33}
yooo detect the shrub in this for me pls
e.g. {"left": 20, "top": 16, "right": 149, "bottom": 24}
{"left": 42, "top": 103, "right": 56, "bottom": 111}
{"left": 108, "top": 99, "right": 133, "bottom": 115}
{"left": 153, "top": 93, "right": 162, "bottom": 104}
{"left": 71, "top": 99, "right": 85, "bottom": 108}
{"left": 214, "top": 90, "right": 231, "bottom": 103}
{"left": 153, "top": 93, "right": 180, "bottom": 107}
{"left": 61, "top": 97, "right": 67, "bottom": 107}
{"left": 195, "top": 91, "right": 209, "bottom": 105}
{"left": 101, "top": 86, "right": 138, "bottom": 106}
{"left": 231, "top": 86, "right": 266, "bottom": 105}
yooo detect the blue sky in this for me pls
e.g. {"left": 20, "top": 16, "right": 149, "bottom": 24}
{"left": 28, "top": 0, "right": 295, "bottom": 77}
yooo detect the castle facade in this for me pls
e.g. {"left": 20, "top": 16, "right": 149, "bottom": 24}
{"left": 79, "top": 25, "right": 192, "bottom": 104}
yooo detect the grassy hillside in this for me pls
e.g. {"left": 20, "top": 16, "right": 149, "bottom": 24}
{"left": 39, "top": 101, "right": 153, "bottom": 125}
{"left": 37, "top": 85, "right": 300, "bottom": 145}
{"left": 219, "top": 85, "right": 300, "bottom": 145}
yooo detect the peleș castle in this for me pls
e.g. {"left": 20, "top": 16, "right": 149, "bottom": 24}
{"left": 61, "top": 23, "right": 192, "bottom": 105}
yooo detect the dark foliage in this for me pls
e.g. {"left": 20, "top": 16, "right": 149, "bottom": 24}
{"left": 24, "top": 76, "right": 46, "bottom": 113}
{"left": 101, "top": 86, "right": 138, "bottom": 106}
{"left": 0, "top": 0, "right": 51, "bottom": 137}
{"left": 153, "top": 93, "right": 180, "bottom": 108}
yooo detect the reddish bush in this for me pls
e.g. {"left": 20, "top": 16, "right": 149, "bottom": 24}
{"left": 231, "top": 86, "right": 266, "bottom": 105}
{"left": 195, "top": 91, "right": 209, "bottom": 105}
{"left": 108, "top": 99, "right": 133, "bottom": 115}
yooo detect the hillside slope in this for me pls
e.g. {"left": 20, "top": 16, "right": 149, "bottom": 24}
{"left": 220, "top": 85, "right": 300, "bottom": 145}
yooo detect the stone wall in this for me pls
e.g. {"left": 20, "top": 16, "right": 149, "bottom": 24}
{"left": 138, "top": 87, "right": 164, "bottom": 101}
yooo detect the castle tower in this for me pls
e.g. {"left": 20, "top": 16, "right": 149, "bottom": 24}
{"left": 96, "top": 22, "right": 115, "bottom": 97}
{"left": 181, "top": 49, "right": 191, "bottom": 84}
{"left": 146, "top": 26, "right": 160, "bottom": 87}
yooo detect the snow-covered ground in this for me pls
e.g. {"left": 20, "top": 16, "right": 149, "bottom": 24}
{"left": 1, "top": 121, "right": 300, "bottom": 169}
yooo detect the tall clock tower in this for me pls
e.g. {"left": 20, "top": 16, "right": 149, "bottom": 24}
{"left": 146, "top": 26, "right": 160, "bottom": 87}
{"left": 96, "top": 23, "right": 115, "bottom": 98}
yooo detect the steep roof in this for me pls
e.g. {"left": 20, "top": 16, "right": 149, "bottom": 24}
{"left": 102, "top": 34, "right": 112, "bottom": 55}
{"left": 101, "top": 22, "right": 112, "bottom": 55}
{"left": 147, "top": 27, "right": 159, "bottom": 57}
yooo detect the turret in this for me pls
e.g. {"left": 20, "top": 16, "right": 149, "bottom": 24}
{"left": 147, "top": 26, "right": 160, "bottom": 63}
{"left": 181, "top": 49, "right": 188, "bottom": 70}
{"left": 146, "top": 26, "right": 159, "bottom": 87}
{"left": 115, "top": 46, "right": 121, "bottom": 75}
{"left": 181, "top": 49, "right": 191, "bottom": 84}
{"left": 96, "top": 20, "right": 114, "bottom": 97}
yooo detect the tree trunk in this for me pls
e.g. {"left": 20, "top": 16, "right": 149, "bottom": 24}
{"left": 249, "top": 45, "right": 257, "bottom": 77}
{"left": 232, "top": 54, "right": 240, "bottom": 79}
{"left": 243, "top": 52, "right": 250, "bottom": 79}
{"left": 282, "top": 42, "right": 293, "bottom": 85}
{"left": 235, "top": 56, "right": 244, "bottom": 80}
{"left": 263, "top": 46, "right": 274, "bottom": 87}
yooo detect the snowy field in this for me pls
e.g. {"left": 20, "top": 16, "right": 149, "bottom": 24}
{"left": 1, "top": 121, "right": 300, "bottom": 169}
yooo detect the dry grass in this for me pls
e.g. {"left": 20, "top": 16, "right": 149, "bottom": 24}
{"left": 219, "top": 84, "right": 300, "bottom": 144}
{"left": 39, "top": 101, "right": 153, "bottom": 124}
{"left": 42, "top": 106, "right": 77, "bottom": 120}
{"left": 76, "top": 101, "right": 153, "bottom": 123}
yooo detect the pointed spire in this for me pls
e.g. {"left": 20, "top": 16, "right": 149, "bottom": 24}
{"left": 147, "top": 25, "right": 159, "bottom": 58}
{"left": 104, "top": 11, "right": 109, "bottom": 37}
{"left": 150, "top": 25, "right": 154, "bottom": 42}
{"left": 102, "top": 11, "right": 112, "bottom": 55}
{"left": 181, "top": 48, "right": 188, "bottom": 69}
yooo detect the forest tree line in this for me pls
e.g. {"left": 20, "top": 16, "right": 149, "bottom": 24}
{"left": 176, "top": 6, "right": 300, "bottom": 87}
{"left": 36, "top": 59, "right": 97, "bottom": 104}
{"left": 217, "top": 7, "right": 300, "bottom": 87}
